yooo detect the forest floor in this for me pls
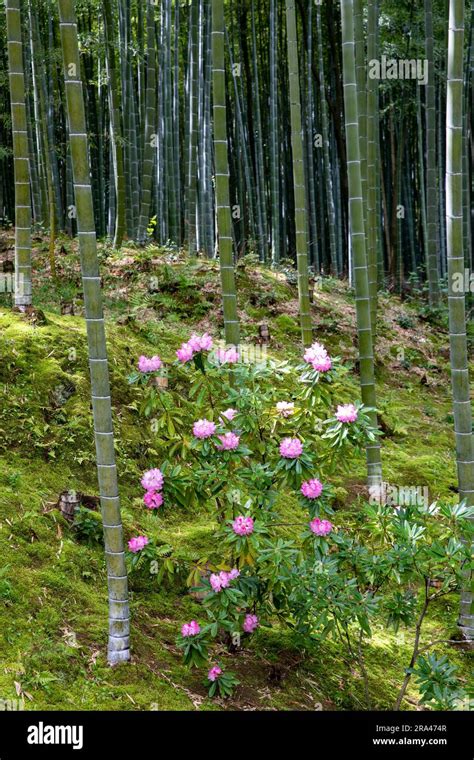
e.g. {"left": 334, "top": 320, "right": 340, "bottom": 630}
{"left": 0, "top": 231, "right": 472, "bottom": 711}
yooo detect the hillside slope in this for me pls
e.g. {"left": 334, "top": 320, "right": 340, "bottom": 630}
{"left": 0, "top": 236, "right": 472, "bottom": 710}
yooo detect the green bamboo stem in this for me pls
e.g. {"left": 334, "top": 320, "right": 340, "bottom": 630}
{"left": 285, "top": 0, "right": 312, "bottom": 347}
{"left": 5, "top": 0, "right": 32, "bottom": 308}
{"left": 103, "top": 0, "right": 125, "bottom": 248}
{"left": 211, "top": 0, "right": 239, "bottom": 346}
{"left": 424, "top": 0, "right": 440, "bottom": 305}
{"left": 366, "top": 0, "right": 379, "bottom": 333}
{"left": 340, "top": 0, "right": 382, "bottom": 488}
{"left": 58, "top": 0, "right": 130, "bottom": 664}
{"left": 269, "top": 0, "right": 280, "bottom": 265}
{"left": 137, "top": 0, "right": 157, "bottom": 244}
{"left": 445, "top": 0, "right": 474, "bottom": 638}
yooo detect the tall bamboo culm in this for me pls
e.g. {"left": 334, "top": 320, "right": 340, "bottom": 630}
{"left": 58, "top": 0, "right": 130, "bottom": 664}
{"left": 445, "top": 0, "right": 474, "bottom": 639}
{"left": 424, "top": 0, "right": 440, "bottom": 305}
{"left": 211, "top": 0, "right": 239, "bottom": 346}
{"left": 285, "top": 0, "right": 312, "bottom": 347}
{"left": 340, "top": 0, "right": 382, "bottom": 488}
{"left": 5, "top": 0, "right": 32, "bottom": 308}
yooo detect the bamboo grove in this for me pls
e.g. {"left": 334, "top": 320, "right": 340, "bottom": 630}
{"left": 0, "top": 0, "right": 473, "bottom": 646}
{"left": 0, "top": 0, "right": 472, "bottom": 281}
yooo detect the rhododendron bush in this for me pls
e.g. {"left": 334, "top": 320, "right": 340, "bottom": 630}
{"left": 127, "top": 338, "right": 473, "bottom": 705}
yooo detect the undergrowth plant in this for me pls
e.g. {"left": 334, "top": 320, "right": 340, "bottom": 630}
{"left": 127, "top": 335, "right": 472, "bottom": 706}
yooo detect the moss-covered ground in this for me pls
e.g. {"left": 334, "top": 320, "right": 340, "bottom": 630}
{"left": 0, "top": 234, "right": 472, "bottom": 710}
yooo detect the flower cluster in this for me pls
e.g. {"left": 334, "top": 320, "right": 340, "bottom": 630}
{"left": 209, "top": 568, "right": 240, "bottom": 592}
{"left": 335, "top": 403, "right": 358, "bottom": 423}
{"left": 309, "top": 517, "right": 333, "bottom": 536}
{"left": 141, "top": 467, "right": 164, "bottom": 510}
{"left": 220, "top": 408, "right": 237, "bottom": 422}
{"left": 301, "top": 478, "right": 323, "bottom": 500}
{"left": 303, "top": 341, "right": 332, "bottom": 372}
{"left": 181, "top": 620, "right": 201, "bottom": 637}
{"left": 232, "top": 515, "right": 254, "bottom": 536}
{"left": 138, "top": 354, "right": 162, "bottom": 373}
{"left": 208, "top": 665, "right": 222, "bottom": 682}
{"left": 243, "top": 614, "right": 259, "bottom": 633}
{"left": 128, "top": 535, "right": 149, "bottom": 553}
{"left": 193, "top": 419, "right": 216, "bottom": 439}
{"left": 215, "top": 346, "right": 239, "bottom": 364}
{"left": 279, "top": 437, "right": 303, "bottom": 459}
{"left": 216, "top": 432, "right": 240, "bottom": 451}
{"left": 276, "top": 401, "right": 295, "bottom": 418}
{"left": 176, "top": 332, "right": 213, "bottom": 363}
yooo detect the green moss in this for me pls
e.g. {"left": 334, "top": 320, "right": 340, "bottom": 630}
{"left": 0, "top": 245, "right": 472, "bottom": 711}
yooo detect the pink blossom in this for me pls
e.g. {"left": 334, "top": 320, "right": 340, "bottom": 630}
{"left": 210, "top": 573, "right": 226, "bottom": 592}
{"left": 276, "top": 401, "right": 295, "bottom": 417}
{"left": 176, "top": 342, "right": 195, "bottom": 363}
{"left": 232, "top": 515, "right": 254, "bottom": 536}
{"left": 304, "top": 341, "right": 332, "bottom": 372}
{"left": 193, "top": 419, "right": 217, "bottom": 439}
{"left": 335, "top": 403, "right": 358, "bottom": 423}
{"left": 143, "top": 490, "right": 163, "bottom": 509}
{"left": 301, "top": 478, "right": 323, "bottom": 500}
{"left": 208, "top": 665, "right": 222, "bottom": 682}
{"left": 220, "top": 408, "right": 238, "bottom": 422}
{"left": 279, "top": 437, "right": 303, "bottom": 459}
{"left": 198, "top": 332, "right": 213, "bottom": 351}
{"left": 128, "top": 535, "right": 149, "bottom": 553}
{"left": 216, "top": 346, "right": 239, "bottom": 364}
{"left": 187, "top": 332, "right": 213, "bottom": 352}
{"left": 309, "top": 518, "right": 333, "bottom": 536}
{"left": 138, "top": 354, "right": 163, "bottom": 373}
{"left": 210, "top": 568, "right": 240, "bottom": 592}
{"left": 216, "top": 432, "right": 240, "bottom": 451}
{"left": 181, "top": 620, "right": 201, "bottom": 637}
{"left": 141, "top": 468, "right": 164, "bottom": 492}
{"left": 243, "top": 614, "right": 259, "bottom": 633}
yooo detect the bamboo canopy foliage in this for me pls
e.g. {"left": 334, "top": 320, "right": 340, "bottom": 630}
{"left": 445, "top": 0, "right": 474, "bottom": 638}
{"left": 57, "top": 0, "right": 130, "bottom": 664}
{"left": 4, "top": 0, "right": 31, "bottom": 308}
{"left": 340, "top": 0, "right": 382, "bottom": 488}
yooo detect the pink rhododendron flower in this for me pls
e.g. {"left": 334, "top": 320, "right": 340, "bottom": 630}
{"left": 181, "top": 620, "right": 200, "bottom": 637}
{"left": 276, "top": 401, "right": 295, "bottom": 417}
{"left": 210, "top": 568, "right": 240, "bottom": 592}
{"left": 232, "top": 515, "right": 254, "bottom": 536}
{"left": 198, "top": 332, "right": 213, "bottom": 351}
{"left": 209, "top": 573, "right": 223, "bottom": 592}
{"left": 303, "top": 341, "right": 332, "bottom": 372}
{"left": 335, "top": 403, "right": 358, "bottom": 423}
{"left": 301, "top": 478, "right": 323, "bottom": 500}
{"left": 220, "top": 408, "right": 238, "bottom": 422}
{"left": 187, "top": 332, "right": 213, "bottom": 352}
{"left": 193, "top": 419, "right": 217, "bottom": 438}
{"left": 176, "top": 342, "right": 195, "bottom": 363}
{"left": 216, "top": 346, "right": 239, "bottom": 364}
{"left": 208, "top": 665, "right": 222, "bottom": 682}
{"left": 216, "top": 432, "right": 240, "bottom": 451}
{"left": 309, "top": 518, "right": 333, "bottom": 536}
{"left": 143, "top": 490, "right": 163, "bottom": 509}
{"left": 128, "top": 535, "right": 149, "bottom": 553}
{"left": 279, "top": 437, "right": 303, "bottom": 459}
{"left": 243, "top": 614, "right": 259, "bottom": 633}
{"left": 141, "top": 468, "right": 164, "bottom": 492}
{"left": 138, "top": 354, "right": 163, "bottom": 373}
